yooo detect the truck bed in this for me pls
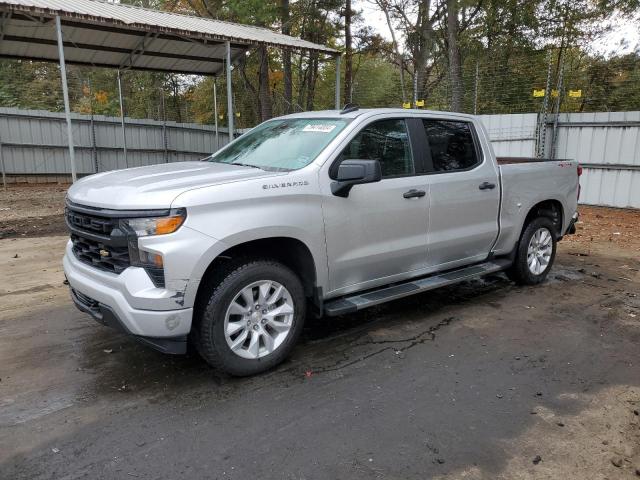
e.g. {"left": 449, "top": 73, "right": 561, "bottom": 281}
{"left": 491, "top": 158, "right": 579, "bottom": 256}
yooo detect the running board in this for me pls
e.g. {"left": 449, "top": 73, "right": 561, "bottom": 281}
{"left": 324, "top": 259, "right": 512, "bottom": 317}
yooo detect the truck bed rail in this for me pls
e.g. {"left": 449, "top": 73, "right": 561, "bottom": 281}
{"left": 496, "top": 157, "right": 570, "bottom": 165}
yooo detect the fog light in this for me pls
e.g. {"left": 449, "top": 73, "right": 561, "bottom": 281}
{"left": 165, "top": 315, "right": 180, "bottom": 331}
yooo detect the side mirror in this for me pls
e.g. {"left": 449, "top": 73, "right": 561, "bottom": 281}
{"left": 331, "top": 159, "right": 382, "bottom": 197}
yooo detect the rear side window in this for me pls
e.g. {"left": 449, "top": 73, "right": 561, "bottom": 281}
{"left": 338, "top": 119, "right": 413, "bottom": 178}
{"left": 422, "top": 120, "right": 479, "bottom": 172}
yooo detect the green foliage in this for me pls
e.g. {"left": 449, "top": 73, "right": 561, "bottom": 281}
{"left": 0, "top": 0, "right": 639, "bottom": 123}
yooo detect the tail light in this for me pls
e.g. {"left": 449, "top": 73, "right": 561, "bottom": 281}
{"left": 577, "top": 163, "right": 582, "bottom": 200}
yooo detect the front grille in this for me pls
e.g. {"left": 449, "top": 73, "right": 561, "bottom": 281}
{"left": 66, "top": 203, "right": 131, "bottom": 274}
{"left": 71, "top": 233, "right": 130, "bottom": 273}
{"left": 66, "top": 208, "right": 118, "bottom": 236}
{"left": 66, "top": 201, "right": 168, "bottom": 287}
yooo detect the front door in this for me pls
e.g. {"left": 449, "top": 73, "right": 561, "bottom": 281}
{"left": 321, "top": 118, "right": 430, "bottom": 295}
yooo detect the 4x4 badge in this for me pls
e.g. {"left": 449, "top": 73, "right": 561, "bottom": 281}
{"left": 99, "top": 249, "right": 110, "bottom": 257}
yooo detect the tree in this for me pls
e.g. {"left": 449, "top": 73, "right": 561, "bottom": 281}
{"left": 1, "top": 0, "right": 640, "bottom": 121}
{"left": 373, "top": 0, "right": 408, "bottom": 103}
{"left": 344, "top": 0, "right": 354, "bottom": 105}
{"left": 281, "top": 0, "right": 293, "bottom": 113}
{"left": 446, "top": 0, "right": 462, "bottom": 111}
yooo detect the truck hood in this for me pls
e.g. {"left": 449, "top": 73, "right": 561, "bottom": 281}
{"left": 67, "top": 161, "right": 276, "bottom": 209}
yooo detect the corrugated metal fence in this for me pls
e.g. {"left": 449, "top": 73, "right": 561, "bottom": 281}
{"left": 1, "top": 107, "right": 638, "bottom": 209}
{"left": 0, "top": 107, "right": 233, "bottom": 180}
{"left": 479, "top": 111, "right": 640, "bottom": 209}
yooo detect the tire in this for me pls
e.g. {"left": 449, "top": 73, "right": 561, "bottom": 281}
{"left": 194, "top": 259, "right": 306, "bottom": 376}
{"left": 506, "top": 217, "right": 557, "bottom": 285}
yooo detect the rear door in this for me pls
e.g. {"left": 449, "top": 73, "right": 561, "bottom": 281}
{"left": 421, "top": 118, "right": 500, "bottom": 269}
{"left": 321, "top": 117, "right": 430, "bottom": 295}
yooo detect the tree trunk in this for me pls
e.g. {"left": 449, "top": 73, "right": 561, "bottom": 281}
{"left": 378, "top": 0, "right": 406, "bottom": 103}
{"left": 258, "top": 45, "right": 273, "bottom": 121}
{"left": 306, "top": 53, "right": 319, "bottom": 111}
{"left": 414, "top": 0, "right": 434, "bottom": 102}
{"left": 281, "top": 0, "right": 293, "bottom": 113}
{"left": 447, "top": 0, "right": 463, "bottom": 112}
{"left": 343, "top": 0, "right": 353, "bottom": 105}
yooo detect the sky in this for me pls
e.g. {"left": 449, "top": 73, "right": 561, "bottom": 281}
{"left": 356, "top": 1, "right": 640, "bottom": 57}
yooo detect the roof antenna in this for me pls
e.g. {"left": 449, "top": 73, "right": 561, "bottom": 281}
{"left": 340, "top": 103, "right": 359, "bottom": 114}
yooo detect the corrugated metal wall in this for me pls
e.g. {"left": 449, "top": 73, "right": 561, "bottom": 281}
{"left": 1, "top": 108, "right": 638, "bottom": 209}
{"left": 480, "top": 111, "right": 640, "bottom": 209}
{"left": 543, "top": 111, "right": 640, "bottom": 209}
{"left": 0, "top": 107, "right": 232, "bottom": 176}
{"left": 478, "top": 113, "right": 538, "bottom": 157}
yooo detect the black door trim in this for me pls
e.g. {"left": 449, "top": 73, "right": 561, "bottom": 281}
{"left": 405, "top": 117, "right": 433, "bottom": 175}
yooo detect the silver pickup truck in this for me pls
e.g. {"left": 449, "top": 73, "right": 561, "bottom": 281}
{"left": 63, "top": 107, "right": 580, "bottom": 375}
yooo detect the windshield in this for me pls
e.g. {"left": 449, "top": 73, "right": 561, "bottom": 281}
{"left": 208, "top": 118, "right": 349, "bottom": 171}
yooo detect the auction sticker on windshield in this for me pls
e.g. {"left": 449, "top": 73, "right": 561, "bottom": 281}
{"left": 302, "top": 124, "right": 337, "bottom": 133}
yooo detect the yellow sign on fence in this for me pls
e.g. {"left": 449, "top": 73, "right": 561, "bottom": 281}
{"left": 415, "top": 99, "right": 425, "bottom": 107}
{"left": 402, "top": 102, "right": 411, "bottom": 109}
{"left": 532, "top": 89, "right": 545, "bottom": 97}
{"left": 568, "top": 89, "right": 582, "bottom": 98}
{"left": 551, "top": 89, "right": 559, "bottom": 98}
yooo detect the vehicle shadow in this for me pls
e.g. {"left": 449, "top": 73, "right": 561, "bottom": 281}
{"left": 76, "top": 272, "right": 517, "bottom": 399}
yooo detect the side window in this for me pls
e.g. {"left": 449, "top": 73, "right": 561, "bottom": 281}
{"left": 422, "top": 120, "right": 479, "bottom": 172}
{"left": 338, "top": 119, "right": 413, "bottom": 178}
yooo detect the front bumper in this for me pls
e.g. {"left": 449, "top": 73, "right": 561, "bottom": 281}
{"left": 69, "top": 288, "right": 187, "bottom": 354}
{"left": 63, "top": 242, "right": 193, "bottom": 350}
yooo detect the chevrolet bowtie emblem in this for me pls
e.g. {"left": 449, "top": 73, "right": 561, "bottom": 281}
{"left": 99, "top": 249, "right": 110, "bottom": 258}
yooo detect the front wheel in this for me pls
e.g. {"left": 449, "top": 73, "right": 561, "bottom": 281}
{"left": 195, "top": 260, "right": 306, "bottom": 376}
{"left": 506, "top": 217, "right": 557, "bottom": 285}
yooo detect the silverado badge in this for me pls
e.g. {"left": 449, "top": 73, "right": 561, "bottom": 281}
{"left": 99, "top": 249, "right": 110, "bottom": 258}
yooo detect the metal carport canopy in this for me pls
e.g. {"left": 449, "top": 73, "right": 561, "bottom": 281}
{"left": 0, "top": 0, "right": 338, "bottom": 75}
{"left": 0, "top": 0, "right": 341, "bottom": 184}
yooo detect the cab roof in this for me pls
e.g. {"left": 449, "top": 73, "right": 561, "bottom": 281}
{"left": 282, "top": 108, "right": 477, "bottom": 121}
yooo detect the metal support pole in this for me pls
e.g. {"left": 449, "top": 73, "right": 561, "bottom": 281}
{"left": 537, "top": 50, "right": 554, "bottom": 158}
{"left": 334, "top": 55, "right": 341, "bottom": 110}
{"left": 90, "top": 107, "right": 98, "bottom": 173}
{"left": 213, "top": 77, "right": 219, "bottom": 151}
{"left": 88, "top": 79, "right": 98, "bottom": 173}
{"left": 473, "top": 61, "right": 479, "bottom": 115}
{"left": 55, "top": 16, "right": 77, "bottom": 183}
{"left": 0, "top": 139, "right": 6, "bottom": 190}
{"left": 160, "top": 88, "right": 168, "bottom": 163}
{"left": 117, "top": 69, "right": 128, "bottom": 168}
{"left": 225, "top": 41, "right": 234, "bottom": 141}
{"left": 550, "top": 53, "right": 565, "bottom": 160}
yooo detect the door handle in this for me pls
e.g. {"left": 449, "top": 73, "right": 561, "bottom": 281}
{"left": 478, "top": 182, "right": 496, "bottom": 190}
{"left": 403, "top": 189, "right": 426, "bottom": 199}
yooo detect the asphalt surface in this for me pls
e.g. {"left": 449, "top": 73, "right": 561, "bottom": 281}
{"left": 1, "top": 237, "right": 639, "bottom": 479}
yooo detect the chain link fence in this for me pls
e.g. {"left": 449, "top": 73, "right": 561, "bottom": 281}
{"left": 0, "top": 45, "right": 639, "bottom": 185}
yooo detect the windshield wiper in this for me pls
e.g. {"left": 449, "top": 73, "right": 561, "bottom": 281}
{"left": 231, "top": 162, "right": 263, "bottom": 170}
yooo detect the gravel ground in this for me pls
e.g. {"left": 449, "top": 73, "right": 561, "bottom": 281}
{"left": 0, "top": 184, "right": 639, "bottom": 479}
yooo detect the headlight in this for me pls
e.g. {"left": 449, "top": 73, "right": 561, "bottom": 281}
{"left": 120, "top": 208, "right": 186, "bottom": 237}
{"left": 119, "top": 208, "right": 186, "bottom": 288}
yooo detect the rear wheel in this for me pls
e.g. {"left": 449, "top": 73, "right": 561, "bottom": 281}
{"left": 506, "top": 217, "right": 557, "bottom": 285}
{"left": 195, "top": 260, "right": 306, "bottom": 376}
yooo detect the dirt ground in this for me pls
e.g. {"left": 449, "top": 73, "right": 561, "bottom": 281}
{"left": 1, "top": 184, "right": 639, "bottom": 479}
{"left": 0, "top": 184, "right": 68, "bottom": 238}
